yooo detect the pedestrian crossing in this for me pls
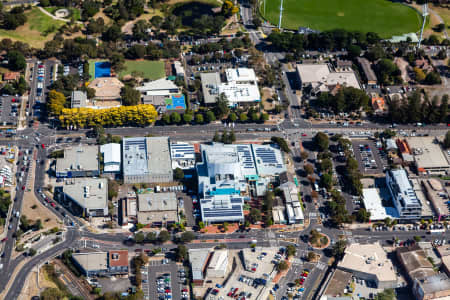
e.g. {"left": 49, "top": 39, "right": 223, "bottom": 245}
{"left": 316, "top": 261, "right": 327, "bottom": 270}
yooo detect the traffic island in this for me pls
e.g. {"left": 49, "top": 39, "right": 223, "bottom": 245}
{"left": 308, "top": 229, "right": 330, "bottom": 249}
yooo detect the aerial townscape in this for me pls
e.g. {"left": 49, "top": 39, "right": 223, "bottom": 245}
{"left": 0, "top": 0, "right": 448, "bottom": 300}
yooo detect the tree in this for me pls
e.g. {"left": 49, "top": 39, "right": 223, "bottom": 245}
{"left": 213, "top": 131, "right": 221, "bottom": 142}
{"left": 248, "top": 208, "right": 261, "bottom": 224}
{"left": 28, "top": 248, "right": 37, "bottom": 256}
{"left": 424, "top": 71, "right": 442, "bottom": 85}
{"left": 175, "top": 244, "right": 188, "bottom": 262}
{"left": 47, "top": 90, "right": 66, "bottom": 116}
{"left": 286, "top": 245, "right": 296, "bottom": 257}
{"left": 174, "top": 167, "right": 184, "bottom": 180}
{"left": 414, "top": 67, "right": 426, "bottom": 82}
{"left": 306, "top": 252, "right": 316, "bottom": 262}
{"left": 304, "top": 164, "right": 314, "bottom": 175}
{"left": 215, "top": 93, "right": 229, "bottom": 118}
{"left": 162, "top": 114, "right": 171, "bottom": 125}
{"left": 146, "top": 232, "right": 157, "bottom": 243}
{"left": 331, "top": 239, "right": 347, "bottom": 260}
{"left": 277, "top": 260, "right": 289, "bottom": 271}
{"left": 135, "top": 231, "right": 145, "bottom": 243}
{"left": 300, "top": 151, "right": 309, "bottom": 161}
{"left": 121, "top": 86, "right": 140, "bottom": 106}
{"left": 158, "top": 230, "right": 170, "bottom": 243}
{"left": 183, "top": 113, "right": 193, "bottom": 124}
{"left": 355, "top": 208, "right": 370, "bottom": 223}
{"left": 171, "top": 112, "right": 181, "bottom": 124}
{"left": 229, "top": 112, "right": 237, "bottom": 122}
{"left": 195, "top": 113, "right": 204, "bottom": 124}
{"left": 270, "top": 136, "right": 290, "bottom": 153}
{"left": 239, "top": 112, "right": 248, "bottom": 122}
{"left": 375, "top": 289, "right": 396, "bottom": 300}
{"left": 7, "top": 51, "right": 26, "bottom": 71}
{"left": 414, "top": 235, "right": 421, "bottom": 242}
{"left": 320, "top": 173, "right": 333, "bottom": 190}
{"left": 314, "top": 132, "right": 329, "bottom": 152}
{"left": 205, "top": 111, "right": 216, "bottom": 123}
{"left": 444, "top": 131, "right": 450, "bottom": 149}
{"left": 180, "top": 231, "right": 195, "bottom": 243}
{"left": 132, "top": 20, "right": 150, "bottom": 41}
{"left": 102, "top": 24, "right": 123, "bottom": 42}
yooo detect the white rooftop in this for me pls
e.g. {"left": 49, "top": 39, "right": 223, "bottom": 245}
{"left": 136, "top": 78, "right": 179, "bottom": 93}
{"left": 362, "top": 188, "right": 389, "bottom": 221}
{"left": 100, "top": 143, "right": 121, "bottom": 173}
{"left": 338, "top": 243, "right": 397, "bottom": 283}
{"left": 390, "top": 169, "right": 420, "bottom": 206}
{"left": 225, "top": 68, "right": 257, "bottom": 82}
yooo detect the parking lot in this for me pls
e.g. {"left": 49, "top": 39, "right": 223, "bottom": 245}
{"left": 351, "top": 140, "right": 386, "bottom": 175}
{"left": 144, "top": 260, "right": 184, "bottom": 300}
{"left": 0, "top": 96, "right": 19, "bottom": 126}
{"left": 212, "top": 247, "right": 281, "bottom": 300}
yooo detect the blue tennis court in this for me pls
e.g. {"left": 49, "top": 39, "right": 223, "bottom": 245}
{"left": 165, "top": 94, "right": 186, "bottom": 110}
{"left": 94, "top": 61, "right": 111, "bottom": 78}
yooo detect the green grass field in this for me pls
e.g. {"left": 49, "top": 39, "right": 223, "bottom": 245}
{"left": 0, "top": 8, "right": 64, "bottom": 48}
{"left": 119, "top": 60, "right": 165, "bottom": 80}
{"left": 261, "top": 0, "right": 422, "bottom": 38}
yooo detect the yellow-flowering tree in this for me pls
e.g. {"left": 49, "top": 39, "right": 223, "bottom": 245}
{"left": 59, "top": 104, "right": 158, "bottom": 129}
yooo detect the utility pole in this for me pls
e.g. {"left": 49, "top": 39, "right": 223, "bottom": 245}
{"left": 417, "top": 3, "right": 428, "bottom": 50}
{"left": 278, "top": 0, "right": 283, "bottom": 30}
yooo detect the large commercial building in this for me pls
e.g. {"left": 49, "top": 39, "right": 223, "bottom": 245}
{"left": 406, "top": 136, "right": 450, "bottom": 175}
{"left": 56, "top": 146, "right": 99, "bottom": 178}
{"left": 201, "top": 68, "right": 261, "bottom": 107}
{"left": 123, "top": 137, "right": 173, "bottom": 184}
{"left": 386, "top": 168, "right": 422, "bottom": 219}
{"left": 137, "top": 192, "right": 178, "bottom": 226}
{"left": 61, "top": 178, "right": 108, "bottom": 217}
{"left": 100, "top": 143, "right": 121, "bottom": 173}
{"left": 337, "top": 243, "right": 397, "bottom": 289}
{"left": 197, "top": 143, "right": 286, "bottom": 223}
{"left": 296, "top": 63, "right": 360, "bottom": 95}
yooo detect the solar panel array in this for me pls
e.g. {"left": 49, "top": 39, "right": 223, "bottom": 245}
{"left": 170, "top": 143, "right": 195, "bottom": 159}
{"left": 203, "top": 205, "right": 243, "bottom": 218}
{"left": 236, "top": 145, "right": 255, "bottom": 169}
{"left": 254, "top": 147, "right": 283, "bottom": 168}
{"left": 124, "top": 138, "right": 146, "bottom": 151}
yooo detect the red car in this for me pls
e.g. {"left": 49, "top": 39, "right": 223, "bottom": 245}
{"left": 302, "top": 133, "right": 307, "bottom": 137}
{"left": 1, "top": 237, "right": 7, "bottom": 242}
{"left": 22, "top": 186, "right": 25, "bottom": 190}
{"left": 41, "top": 144, "right": 45, "bottom": 149}
{"left": 50, "top": 202, "right": 55, "bottom": 207}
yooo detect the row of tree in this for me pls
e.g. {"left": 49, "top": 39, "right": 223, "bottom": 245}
{"left": 387, "top": 92, "right": 448, "bottom": 124}
{"left": 268, "top": 30, "right": 381, "bottom": 54}
{"left": 58, "top": 104, "right": 158, "bottom": 128}
{"left": 316, "top": 87, "right": 370, "bottom": 114}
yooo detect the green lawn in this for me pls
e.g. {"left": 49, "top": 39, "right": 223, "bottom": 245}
{"left": 260, "top": 0, "right": 422, "bottom": 38}
{"left": 26, "top": 7, "right": 65, "bottom": 34}
{"left": 0, "top": 7, "right": 64, "bottom": 48}
{"left": 119, "top": 60, "right": 166, "bottom": 80}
